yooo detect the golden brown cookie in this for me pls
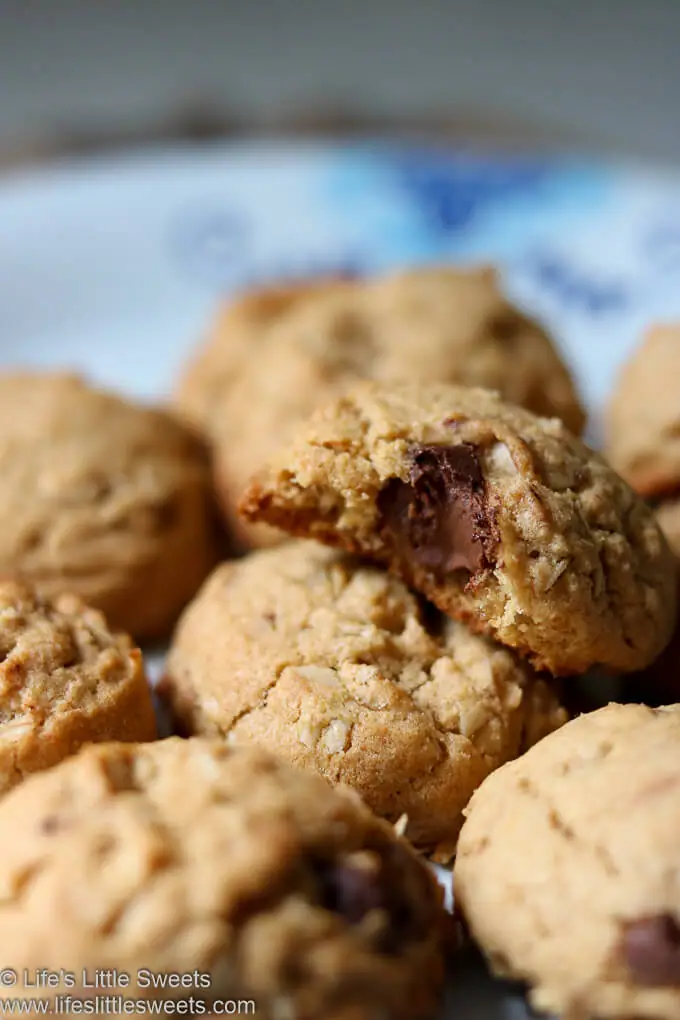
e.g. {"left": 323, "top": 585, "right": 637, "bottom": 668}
{"left": 0, "top": 738, "right": 446, "bottom": 1020}
{"left": 0, "top": 372, "right": 216, "bottom": 638}
{"left": 175, "top": 267, "right": 585, "bottom": 546}
{"left": 162, "top": 541, "right": 566, "bottom": 861}
{"left": 0, "top": 581, "right": 155, "bottom": 792}
{"left": 455, "top": 703, "right": 680, "bottom": 1020}
{"left": 607, "top": 324, "right": 680, "bottom": 498}
{"left": 241, "top": 382, "right": 675, "bottom": 675}
{"left": 606, "top": 324, "right": 680, "bottom": 567}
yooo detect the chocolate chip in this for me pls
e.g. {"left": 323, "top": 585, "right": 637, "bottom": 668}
{"left": 319, "top": 860, "right": 387, "bottom": 925}
{"left": 153, "top": 498, "right": 179, "bottom": 531}
{"left": 378, "top": 443, "right": 498, "bottom": 579}
{"left": 488, "top": 312, "right": 520, "bottom": 343}
{"left": 314, "top": 846, "right": 423, "bottom": 952}
{"left": 39, "top": 815, "right": 61, "bottom": 834}
{"left": 622, "top": 914, "right": 680, "bottom": 986}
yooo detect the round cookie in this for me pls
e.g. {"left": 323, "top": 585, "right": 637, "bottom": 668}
{"left": 162, "top": 541, "right": 567, "bottom": 861}
{"left": 0, "top": 372, "right": 216, "bottom": 638}
{"left": 175, "top": 266, "right": 585, "bottom": 546}
{"left": 240, "top": 381, "right": 675, "bottom": 675}
{"left": 455, "top": 703, "right": 680, "bottom": 1020}
{"left": 0, "top": 738, "right": 446, "bottom": 1020}
{"left": 0, "top": 581, "right": 156, "bottom": 792}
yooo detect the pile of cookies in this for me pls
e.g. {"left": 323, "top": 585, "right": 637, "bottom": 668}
{"left": 0, "top": 267, "right": 678, "bottom": 1019}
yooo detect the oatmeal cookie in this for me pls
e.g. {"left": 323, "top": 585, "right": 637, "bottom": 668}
{"left": 0, "top": 581, "right": 155, "bottom": 792}
{"left": 0, "top": 738, "right": 446, "bottom": 1019}
{"left": 0, "top": 372, "right": 216, "bottom": 638}
{"left": 241, "top": 382, "right": 673, "bottom": 674}
{"left": 455, "top": 703, "right": 680, "bottom": 1020}
{"left": 163, "top": 541, "right": 566, "bottom": 861}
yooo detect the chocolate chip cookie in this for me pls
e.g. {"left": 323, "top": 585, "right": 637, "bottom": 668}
{"left": 0, "top": 581, "right": 156, "bottom": 792}
{"left": 175, "top": 267, "right": 585, "bottom": 546}
{"left": 241, "top": 382, "right": 675, "bottom": 675}
{"left": 0, "top": 372, "right": 216, "bottom": 638}
{"left": 0, "top": 738, "right": 446, "bottom": 1020}
{"left": 162, "top": 541, "right": 566, "bottom": 862}
{"left": 606, "top": 324, "right": 680, "bottom": 557}
{"left": 455, "top": 703, "right": 680, "bottom": 1020}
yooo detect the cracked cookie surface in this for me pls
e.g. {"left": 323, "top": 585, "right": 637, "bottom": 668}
{"left": 162, "top": 541, "right": 566, "bottom": 861}
{"left": 454, "top": 703, "right": 680, "bottom": 1020}
{"left": 175, "top": 266, "right": 584, "bottom": 547}
{"left": 0, "top": 372, "right": 216, "bottom": 639}
{"left": 240, "top": 381, "right": 675, "bottom": 675}
{"left": 0, "top": 582, "right": 156, "bottom": 792}
{"left": 0, "top": 738, "right": 446, "bottom": 1020}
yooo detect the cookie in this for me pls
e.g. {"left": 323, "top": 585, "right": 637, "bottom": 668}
{"left": 240, "top": 382, "right": 675, "bottom": 675}
{"left": 606, "top": 324, "right": 680, "bottom": 564}
{"left": 0, "top": 581, "right": 156, "bottom": 792}
{"left": 162, "top": 541, "right": 566, "bottom": 861}
{"left": 0, "top": 738, "right": 446, "bottom": 1020}
{"left": 454, "top": 703, "right": 680, "bottom": 1020}
{"left": 175, "top": 267, "right": 585, "bottom": 546}
{"left": 0, "top": 372, "right": 216, "bottom": 639}
{"left": 607, "top": 324, "right": 680, "bottom": 499}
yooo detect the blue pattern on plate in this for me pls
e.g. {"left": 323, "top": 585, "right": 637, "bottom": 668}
{"left": 385, "top": 148, "right": 551, "bottom": 235}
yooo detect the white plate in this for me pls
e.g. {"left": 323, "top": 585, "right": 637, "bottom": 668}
{"left": 2, "top": 140, "right": 680, "bottom": 1018}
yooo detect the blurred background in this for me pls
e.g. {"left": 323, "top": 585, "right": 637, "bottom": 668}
{"left": 1, "top": 0, "right": 679, "bottom": 162}
{"left": 1, "top": 0, "right": 679, "bottom": 418}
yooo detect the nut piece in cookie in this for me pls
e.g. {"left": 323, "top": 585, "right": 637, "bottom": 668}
{"left": 162, "top": 541, "right": 566, "bottom": 861}
{"left": 175, "top": 266, "right": 585, "bottom": 547}
{"left": 0, "top": 582, "right": 156, "bottom": 793}
{"left": 0, "top": 372, "right": 216, "bottom": 639}
{"left": 0, "top": 739, "right": 447, "bottom": 1020}
{"left": 455, "top": 703, "right": 680, "bottom": 1020}
{"left": 240, "top": 382, "right": 675, "bottom": 675}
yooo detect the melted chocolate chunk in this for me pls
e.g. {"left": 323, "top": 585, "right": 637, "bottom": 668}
{"left": 378, "top": 443, "right": 498, "bottom": 579}
{"left": 314, "top": 845, "right": 423, "bottom": 952}
{"left": 39, "top": 814, "right": 61, "bottom": 834}
{"left": 319, "top": 861, "right": 387, "bottom": 925}
{"left": 623, "top": 914, "right": 680, "bottom": 986}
